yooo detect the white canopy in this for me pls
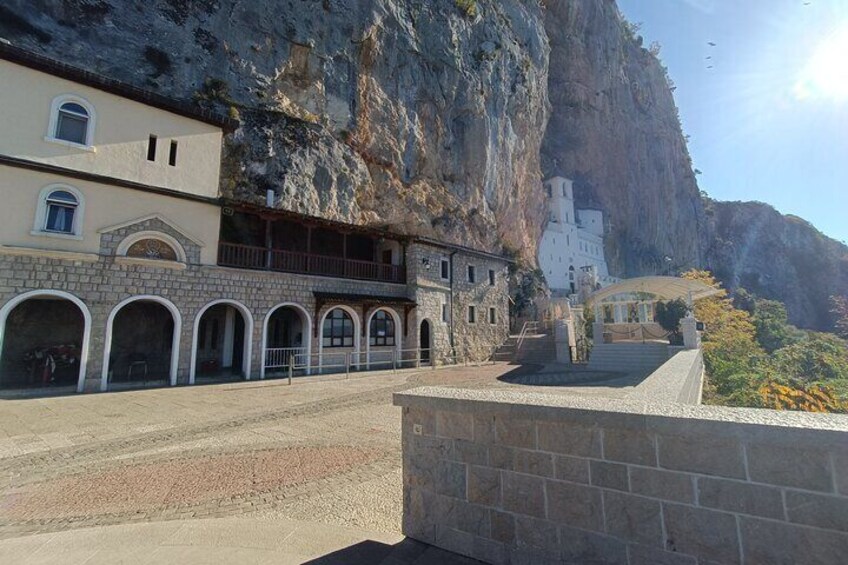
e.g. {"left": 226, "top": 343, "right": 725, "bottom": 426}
{"left": 586, "top": 276, "right": 722, "bottom": 305}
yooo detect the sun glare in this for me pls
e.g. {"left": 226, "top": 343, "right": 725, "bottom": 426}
{"left": 795, "top": 23, "right": 848, "bottom": 101}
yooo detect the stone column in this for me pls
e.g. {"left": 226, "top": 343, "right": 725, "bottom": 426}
{"left": 593, "top": 320, "right": 605, "bottom": 346}
{"left": 681, "top": 316, "right": 700, "bottom": 350}
{"left": 554, "top": 320, "right": 571, "bottom": 364}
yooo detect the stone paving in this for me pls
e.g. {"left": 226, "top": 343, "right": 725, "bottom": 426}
{"left": 0, "top": 363, "right": 632, "bottom": 560}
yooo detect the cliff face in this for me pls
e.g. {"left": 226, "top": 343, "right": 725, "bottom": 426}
{"left": 2, "top": 0, "right": 846, "bottom": 330}
{"left": 703, "top": 200, "right": 848, "bottom": 330}
{"left": 542, "top": 0, "right": 706, "bottom": 277}
{"left": 1, "top": 0, "right": 549, "bottom": 261}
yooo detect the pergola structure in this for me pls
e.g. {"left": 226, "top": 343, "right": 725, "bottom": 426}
{"left": 586, "top": 277, "right": 721, "bottom": 347}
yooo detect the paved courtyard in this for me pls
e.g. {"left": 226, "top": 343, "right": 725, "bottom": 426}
{"left": 0, "top": 363, "right": 635, "bottom": 562}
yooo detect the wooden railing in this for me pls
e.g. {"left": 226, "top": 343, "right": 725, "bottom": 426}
{"left": 218, "top": 242, "right": 406, "bottom": 284}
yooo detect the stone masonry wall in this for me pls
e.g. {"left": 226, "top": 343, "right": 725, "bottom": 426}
{"left": 395, "top": 386, "right": 848, "bottom": 565}
{"left": 0, "top": 252, "right": 407, "bottom": 390}
{"left": 1, "top": 241, "right": 512, "bottom": 390}
{"left": 407, "top": 243, "right": 510, "bottom": 363}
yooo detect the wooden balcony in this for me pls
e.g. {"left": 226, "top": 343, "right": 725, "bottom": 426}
{"left": 218, "top": 242, "right": 406, "bottom": 284}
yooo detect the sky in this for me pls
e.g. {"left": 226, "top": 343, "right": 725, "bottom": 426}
{"left": 617, "top": 0, "right": 848, "bottom": 244}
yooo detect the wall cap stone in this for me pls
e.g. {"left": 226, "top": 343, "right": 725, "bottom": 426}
{"left": 394, "top": 387, "right": 848, "bottom": 446}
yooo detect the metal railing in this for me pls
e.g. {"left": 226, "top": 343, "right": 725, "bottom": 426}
{"left": 218, "top": 242, "right": 406, "bottom": 284}
{"left": 261, "top": 343, "right": 508, "bottom": 384}
{"left": 516, "top": 320, "right": 547, "bottom": 353}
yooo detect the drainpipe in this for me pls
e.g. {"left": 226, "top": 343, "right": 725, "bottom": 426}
{"left": 449, "top": 250, "right": 458, "bottom": 355}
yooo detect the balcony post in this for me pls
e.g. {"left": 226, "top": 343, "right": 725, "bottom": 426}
{"left": 264, "top": 218, "right": 272, "bottom": 270}
{"left": 342, "top": 233, "right": 348, "bottom": 277}
{"left": 306, "top": 226, "right": 312, "bottom": 274}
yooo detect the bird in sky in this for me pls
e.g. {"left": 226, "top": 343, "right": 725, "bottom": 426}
{"left": 708, "top": 41, "right": 717, "bottom": 46}
{"left": 706, "top": 56, "right": 712, "bottom": 60}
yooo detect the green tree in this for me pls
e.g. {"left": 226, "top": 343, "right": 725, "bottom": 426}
{"left": 680, "top": 270, "right": 765, "bottom": 402}
{"left": 765, "top": 332, "right": 848, "bottom": 385}
{"left": 654, "top": 299, "right": 688, "bottom": 345}
{"left": 750, "top": 298, "right": 804, "bottom": 353}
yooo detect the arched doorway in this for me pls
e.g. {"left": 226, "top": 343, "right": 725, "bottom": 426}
{"left": 102, "top": 296, "right": 181, "bottom": 390}
{"left": 262, "top": 303, "right": 312, "bottom": 378}
{"left": 190, "top": 300, "right": 253, "bottom": 384}
{"left": 0, "top": 290, "right": 91, "bottom": 392}
{"left": 366, "top": 308, "right": 402, "bottom": 370}
{"left": 419, "top": 319, "right": 432, "bottom": 365}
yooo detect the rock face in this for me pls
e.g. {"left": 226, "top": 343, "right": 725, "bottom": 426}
{"left": 2, "top": 0, "right": 846, "bottom": 329}
{"left": 542, "top": 0, "right": 705, "bottom": 276}
{"left": 703, "top": 200, "right": 848, "bottom": 330}
{"left": 1, "top": 0, "right": 549, "bottom": 261}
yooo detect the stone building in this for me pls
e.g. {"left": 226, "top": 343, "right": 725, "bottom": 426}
{"left": 538, "top": 176, "right": 617, "bottom": 298}
{"left": 0, "top": 43, "right": 510, "bottom": 393}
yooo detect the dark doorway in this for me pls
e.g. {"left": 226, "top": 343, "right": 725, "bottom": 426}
{"left": 1, "top": 298, "right": 84, "bottom": 388}
{"left": 419, "top": 319, "right": 431, "bottom": 364}
{"left": 196, "top": 304, "right": 247, "bottom": 379}
{"left": 109, "top": 301, "right": 174, "bottom": 384}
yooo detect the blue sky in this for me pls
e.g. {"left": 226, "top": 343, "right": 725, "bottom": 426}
{"left": 617, "top": 0, "right": 848, "bottom": 244}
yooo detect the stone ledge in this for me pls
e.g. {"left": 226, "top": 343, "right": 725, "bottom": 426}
{"left": 394, "top": 387, "right": 848, "bottom": 446}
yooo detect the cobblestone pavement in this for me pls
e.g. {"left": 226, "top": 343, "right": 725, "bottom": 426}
{"left": 0, "top": 363, "right": 631, "bottom": 542}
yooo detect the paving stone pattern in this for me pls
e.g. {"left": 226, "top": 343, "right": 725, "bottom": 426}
{"left": 0, "top": 364, "right": 546, "bottom": 541}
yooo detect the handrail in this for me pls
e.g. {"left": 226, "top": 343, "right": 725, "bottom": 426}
{"left": 516, "top": 320, "right": 543, "bottom": 353}
{"left": 264, "top": 343, "right": 505, "bottom": 384}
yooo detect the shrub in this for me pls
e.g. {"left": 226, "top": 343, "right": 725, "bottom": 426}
{"left": 455, "top": 0, "right": 477, "bottom": 18}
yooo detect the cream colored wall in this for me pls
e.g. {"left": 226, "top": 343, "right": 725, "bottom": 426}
{"left": 0, "top": 60, "right": 223, "bottom": 199}
{"left": 0, "top": 166, "right": 220, "bottom": 264}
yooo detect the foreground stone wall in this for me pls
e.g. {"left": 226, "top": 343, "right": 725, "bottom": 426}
{"left": 395, "top": 387, "right": 848, "bottom": 565}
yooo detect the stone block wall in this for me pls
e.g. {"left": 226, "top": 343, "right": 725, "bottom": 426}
{"left": 395, "top": 387, "right": 848, "bottom": 565}
{"left": 407, "top": 242, "right": 510, "bottom": 363}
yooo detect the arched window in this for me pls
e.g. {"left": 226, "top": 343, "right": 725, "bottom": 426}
{"left": 323, "top": 309, "right": 353, "bottom": 348}
{"left": 369, "top": 310, "right": 395, "bottom": 346}
{"left": 48, "top": 96, "right": 95, "bottom": 148}
{"left": 55, "top": 102, "right": 90, "bottom": 144}
{"left": 44, "top": 190, "right": 79, "bottom": 234}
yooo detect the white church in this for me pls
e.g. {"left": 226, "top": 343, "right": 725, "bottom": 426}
{"left": 538, "top": 176, "right": 618, "bottom": 299}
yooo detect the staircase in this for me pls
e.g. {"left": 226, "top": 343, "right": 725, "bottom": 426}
{"left": 587, "top": 342, "right": 671, "bottom": 375}
{"left": 497, "top": 321, "right": 558, "bottom": 365}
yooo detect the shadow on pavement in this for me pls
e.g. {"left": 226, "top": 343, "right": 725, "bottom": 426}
{"left": 304, "top": 537, "right": 485, "bottom": 565}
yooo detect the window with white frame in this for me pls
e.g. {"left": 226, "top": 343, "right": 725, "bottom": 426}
{"left": 33, "top": 185, "right": 84, "bottom": 238}
{"left": 440, "top": 258, "right": 450, "bottom": 280}
{"left": 48, "top": 96, "right": 95, "bottom": 147}
{"left": 467, "top": 265, "right": 476, "bottom": 283}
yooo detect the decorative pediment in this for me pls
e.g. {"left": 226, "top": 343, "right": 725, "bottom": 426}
{"left": 97, "top": 213, "right": 205, "bottom": 247}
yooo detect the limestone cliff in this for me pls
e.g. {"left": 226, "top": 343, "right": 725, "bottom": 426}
{"left": 2, "top": 0, "right": 846, "bottom": 330}
{"left": 703, "top": 200, "right": 848, "bottom": 330}
{"left": 542, "top": 0, "right": 705, "bottom": 277}
{"left": 1, "top": 0, "right": 549, "bottom": 261}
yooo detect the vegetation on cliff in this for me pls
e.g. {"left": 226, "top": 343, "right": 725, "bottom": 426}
{"left": 680, "top": 270, "right": 848, "bottom": 413}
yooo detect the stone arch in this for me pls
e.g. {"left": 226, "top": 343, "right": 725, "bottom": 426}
{"left": 116, "top": 230, "right": 187, "bottom": 263}
{"left": 0, "top": 290, "right": 92, "bottom": 393}
{"left": 318, "top": 305, "right": 361, "bottom": 372}
{"left": 189, "top": 299, "right": 254, "bottom": 384}
{"left": 101, "top": 295, "right": 181, "bottom": 390}
{"left": 261, "top": 302, "right": 312, "bottom": 379}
